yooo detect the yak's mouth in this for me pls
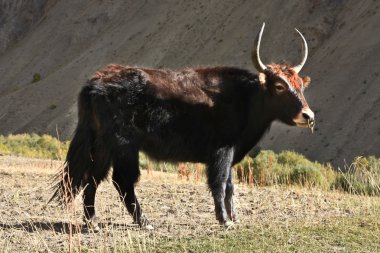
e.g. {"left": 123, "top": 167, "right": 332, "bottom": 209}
{"left": 293, "top": 114, "right": 315, "bottom": 133}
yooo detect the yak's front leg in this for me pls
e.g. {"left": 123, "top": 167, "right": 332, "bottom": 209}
{"left": 207, "top": 148, "right": 234, "bottom": 227}
{"left": 225, "top": 169, "right": 238, "bottom": 222}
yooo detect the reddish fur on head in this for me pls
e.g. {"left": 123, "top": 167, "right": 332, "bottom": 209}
{"left": 267, "top": 64, "right": 303, "bottom": 90}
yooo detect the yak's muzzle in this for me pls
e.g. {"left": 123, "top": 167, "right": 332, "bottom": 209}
{"left": 294, "top": 108, "right": 315, "bottom": 132}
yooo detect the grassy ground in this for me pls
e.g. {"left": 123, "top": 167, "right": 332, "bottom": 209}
{"left": 0, "top": 156, "right": 379, "bottom": 252}
{"left": 154, "top": 217, "right": 380, "bottom": 253}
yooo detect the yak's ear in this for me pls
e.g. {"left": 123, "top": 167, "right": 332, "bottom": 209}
{"left": 258, "top": 72, "right": 267, "bottom": 87}
{"left": 303, "top": 76, "right": 311, "bottom": 88}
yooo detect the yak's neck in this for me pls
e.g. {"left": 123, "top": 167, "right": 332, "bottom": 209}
{"left": 233, "top": 89, "right": 274, "bottom": 164}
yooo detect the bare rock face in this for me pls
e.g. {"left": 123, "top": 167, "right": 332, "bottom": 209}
{"left": 0, "top": 0, "right": 57, "bottom": 53}
{"left": 0, "top": 0, "right": 379, "bottom": 165}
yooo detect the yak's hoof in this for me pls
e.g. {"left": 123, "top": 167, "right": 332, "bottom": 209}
{"left": 231, "top": 214, "right": 239, "bottom": 223}
{"left": 85, "top": 216, "right": 101, "bottom": 232}
{"left": 136, "top": 214, "right": 154, "bottom": 230}
{"left": 91, "top": 224, "right": 101, "bottom": 232}
{"left": 144, "top": 224, "right": 154, "bottom": 230}
{"left": 224, "top": 220, "right": 235, "bottom": 228}
{"left": 218, "top": 219, "right": 234, "bottom": 228}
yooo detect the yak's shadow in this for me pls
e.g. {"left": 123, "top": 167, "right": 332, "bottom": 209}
{"left": 0, "top": 221, "right": 86, "bottom": 234}
{"left": 0, "top": 221, "right": 141, "bottom": 234}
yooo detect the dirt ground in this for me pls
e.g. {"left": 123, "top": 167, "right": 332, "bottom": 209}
{"left": 0, "top": 156, "right": 379, "bottom": 252}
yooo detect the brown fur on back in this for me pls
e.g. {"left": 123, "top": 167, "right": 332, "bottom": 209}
{"left": 92, "top": 64, "right": 221, "bottom": 107}
{"left": 92, "top": 64, "right": 132, "bottom": 82}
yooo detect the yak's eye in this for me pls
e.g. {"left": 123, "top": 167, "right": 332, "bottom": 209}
{"left": 275, "top": 83, "right": 286, "bottom": 92}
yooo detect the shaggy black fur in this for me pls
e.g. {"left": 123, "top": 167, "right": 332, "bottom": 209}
{"left": 52, "top": 64, "right": 311, "bottom": 226}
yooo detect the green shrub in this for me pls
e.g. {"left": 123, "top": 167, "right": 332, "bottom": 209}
{"left": 0, "top": 143, "right": 11, "bottom": 155}
{"left": 290, "top": 165, "right": 324, "bottom": 187}
{"left": 277, "top": 150, "right": 311, "bottom": 167}
{"left": 0, "top": 134, "right": 68, "bottom": 160}
{"left": 236, "top": 150, "right": 337, "bottom": 190}
{"left": 333, "top": 156, "right": 380, "bottom": 196}
{"left": 237, "top": 150, "right": 288, "bottom": 186}
{"left": 32, "top": 73, "right": 41, "bottom": 83}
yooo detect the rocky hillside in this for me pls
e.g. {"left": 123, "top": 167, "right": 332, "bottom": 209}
{"left": 0, "top": 0, "right": 379, "bottom": 165}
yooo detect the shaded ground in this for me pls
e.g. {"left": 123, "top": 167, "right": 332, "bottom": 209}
{"left": 0, "top": 156, "right": 379, "bottom": 252}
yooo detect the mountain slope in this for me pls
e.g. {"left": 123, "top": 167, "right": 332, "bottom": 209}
{"left": 0, "top": 0, "right": 379, "bottom": 165}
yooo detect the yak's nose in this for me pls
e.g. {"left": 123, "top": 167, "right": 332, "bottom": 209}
{"left": 302, "top": 108, "right": 315, "bottom": 131}
{"left": 293, "top": 107, "right": 315, "bottom": 131}
{"left": 302, "top": 108, "right": 314, "bottom": 121}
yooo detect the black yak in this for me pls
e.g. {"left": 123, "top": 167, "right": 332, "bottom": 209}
{"left": 52, "top": 23, "right": 315, "bottom": 229}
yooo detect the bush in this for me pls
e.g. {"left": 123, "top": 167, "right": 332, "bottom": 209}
{"left": 290, "top": 165, "right": 324, "bottom": 187}
{"left": 0, "top": 143, "right": 11, "bottom": 155}
{"left": 32, "top": 73, "right": 41, "bottom": 83}
{"left": 0, "top": 134, "right": 69, "bottom": 160}
{"left": 237, "top": 150, "right": 288, "bottom": 185}
{"left": 333, "top": 156, "right": 380, "bottom": 196}
{"left": 235, "top": 150, "right": 379, "bottom": 195}
{"left": 236, "top": 150, "right": 337, "bottom": 190}
{"left": 278, "top": 150, "right": 310, "bottom": 167}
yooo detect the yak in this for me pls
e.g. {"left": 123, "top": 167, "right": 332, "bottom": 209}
{"left": 52, "top": 23, "right": 315, "bottom": 229}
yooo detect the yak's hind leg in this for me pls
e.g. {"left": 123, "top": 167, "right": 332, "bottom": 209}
{"left": 207, "top": 147, "right": 235, "bottom": 227}
{"left": 112, "top": 144, "right": 151, "bottom": 229}
{"left": 82, "top": 140, "right": 112, "bottom": 231}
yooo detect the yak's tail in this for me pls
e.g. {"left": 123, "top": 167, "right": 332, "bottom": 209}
{"left": 51, "top": 85, "right": 95, "bottom": 204}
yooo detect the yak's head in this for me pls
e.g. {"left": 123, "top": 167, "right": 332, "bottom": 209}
{"left": 253, "top": 23, "right": 315, "bottom": 132}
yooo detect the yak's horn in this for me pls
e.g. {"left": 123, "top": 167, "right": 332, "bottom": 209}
{"left": 252, "top": 23, "right": 267, "bottom": 72}
{"left": 293, "top": 28, "right": 308, "bottom": 73}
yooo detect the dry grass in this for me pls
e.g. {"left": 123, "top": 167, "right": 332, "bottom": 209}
{"left": 0, "top": 156, "right": 379, "bottom": 252}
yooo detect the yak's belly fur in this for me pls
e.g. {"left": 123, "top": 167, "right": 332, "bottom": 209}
{"left": 113, "top": 100, "right": 241, "bottom": 164}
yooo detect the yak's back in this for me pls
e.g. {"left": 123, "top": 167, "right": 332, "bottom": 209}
{"left": 91, "top": 64, "right": 255, "bottom": 107}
